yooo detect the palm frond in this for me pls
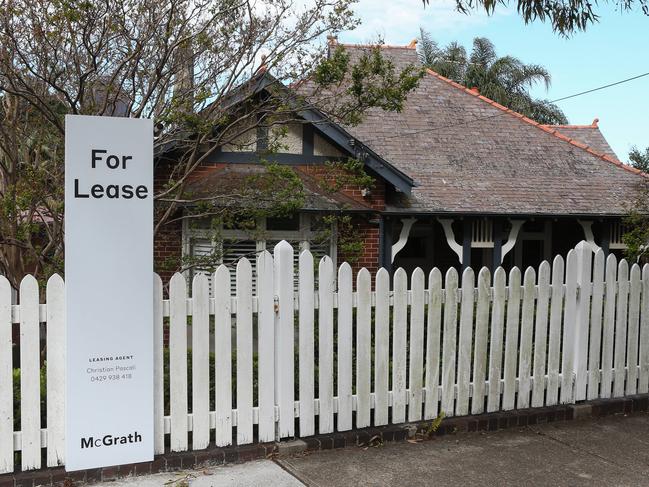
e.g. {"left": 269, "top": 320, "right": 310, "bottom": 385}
{"left": 418, "top": 28, "right": 442, "bottom": 67}
{"left": 469, "top": 37, "right": 496, "bottom": 68}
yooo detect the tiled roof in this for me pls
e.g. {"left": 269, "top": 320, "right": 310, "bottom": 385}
{"left": 540, "top": 120, "right": 619, "bottom": 160}
{"left": 333, "top": 43, "right": 646, "bottom": 216}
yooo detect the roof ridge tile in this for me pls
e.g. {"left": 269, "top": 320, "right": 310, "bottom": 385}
{"left": 336, "top": 42, "right": 417, "bottom": 50}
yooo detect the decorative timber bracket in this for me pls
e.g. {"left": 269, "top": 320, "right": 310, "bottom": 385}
{"left": 500, "top": 220, "right": 525, "bottom": 263}
{"left": 437, "top": 218, "right": 464, "bottom": 264}
{"left": 391, "top": 218, "right": 417, "bottom": 263}
{"left": 577, "top": 220, "right": 601, "bottom": 253}
{"left": 438, "top": 218, "right": 525, "bottom": 266}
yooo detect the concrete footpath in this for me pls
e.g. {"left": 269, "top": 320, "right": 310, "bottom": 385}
{"left": 93, "top": 413, "right": 649, "bottom": 486}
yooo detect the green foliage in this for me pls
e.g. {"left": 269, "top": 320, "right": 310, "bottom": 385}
{"left": 424, "top": 411, "right": 445, "bottom": 437}
{"left": 315, "top": 214, "right": 365, "bottom": 264}
{"left": 422, "top": 0, "right": 646, "bottom": 35}
{"left": 629, "top": 146, "right": 649, "bottom": 173}
{"left": 245, "top": 162, "right": 307, "bottom": 218}
{"left": 347, "top": 48, "right": 424, "bottom": 124}
{"left": 623, "top": 180, "right": 649, "bottom": 263}
{"left": 314, "top": 46, "right": 351, "bottom": 86}
{"left": 0, "top": 95, "right": 66, "bottom": 287}
{"left": 320, "top": 157, "right": 376, "bottom": 193}
{"left": 418, "top": 31, "right": 568, "bottom": 125}
{"left": 623, "top": 148, "right": 649, "bottom": 263}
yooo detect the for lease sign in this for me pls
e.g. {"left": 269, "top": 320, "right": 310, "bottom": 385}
{"left": 65, "top": 115, "right": 154, "bottom": 471}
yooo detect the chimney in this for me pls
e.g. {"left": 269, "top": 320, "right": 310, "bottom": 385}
{"left": 174, "top": 42, "right": 195, "bottom": 110}
{"left": 91, "top": 76, "right": 130, "bottom": 116}
{"left": 327, "top": 35, "right": 338, "bottom": 58}
{"left": 256, "top": 55, "right": 268, "bottom": 75}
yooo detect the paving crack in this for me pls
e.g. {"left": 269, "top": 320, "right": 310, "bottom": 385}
{"left": 526, "top": 425, "right": 627, "bottom": 470}
{"left": 273, "top": 458, "right": 318, "bottom": 487}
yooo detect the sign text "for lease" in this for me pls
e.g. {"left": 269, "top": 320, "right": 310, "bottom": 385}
{"left": 73, "top": 149, "right": 148, "bottom": 200}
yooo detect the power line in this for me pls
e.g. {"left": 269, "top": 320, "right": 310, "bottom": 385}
{"left": 550, "top": 71, "right": 649, "bottom": 103}
{"left": 377, "top": 70, "right": 649, "bottom": 140}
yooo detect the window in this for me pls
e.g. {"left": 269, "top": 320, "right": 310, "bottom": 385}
{"left": 266, "top": 214, "right": 300, "bottom": 231}
{"left": 184, "top": 213, "right": 336, "bottom": 291}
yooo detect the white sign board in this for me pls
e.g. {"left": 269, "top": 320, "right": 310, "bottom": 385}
{"left": 65, "top": 115, "right": 154, "bottom": 471}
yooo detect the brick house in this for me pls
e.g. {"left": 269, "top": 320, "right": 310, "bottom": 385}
{"left": 154, "top": 40, "right": 647, "bottom": 284}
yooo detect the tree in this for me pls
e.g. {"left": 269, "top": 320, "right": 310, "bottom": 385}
{"left": 418, "top": 31, "right": 568, "bottom": 125}
{"left": 623, "top": 146, "right": 649, "bottom": 262}
{"left": 629, "top": 146, "right": 649, "bottom": 173}
{"left": 623, "top": 182, "right": 649, "bottom": 263}
{"left": 0, "top": 0, "right": 422, "bottom": 287}
{"left": 422, "top": 0, "right": 648, "bottom": 36}
{"left": 0, "top": 92, "right": 64, "bottom": 285}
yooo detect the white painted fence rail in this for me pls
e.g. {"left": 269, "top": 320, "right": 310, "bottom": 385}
{"left": 2, "top": 240, "right": 649, "bottom": 473}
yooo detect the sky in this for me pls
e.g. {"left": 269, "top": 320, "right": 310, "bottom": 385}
{"left": 340, "top": 0, "right": 649, "bottom": 162}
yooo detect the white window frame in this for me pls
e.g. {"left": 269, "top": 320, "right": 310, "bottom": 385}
{"left": 182, "top": 213, "right": 337, "bottom": 279}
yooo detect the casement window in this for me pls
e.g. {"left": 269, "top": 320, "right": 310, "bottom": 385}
{"left": 183, "top": 213, "right": 336, "bottom": 291}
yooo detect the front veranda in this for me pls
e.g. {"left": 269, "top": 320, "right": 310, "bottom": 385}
{"left": 390, "top": 216, "right": 628, "bottom": 276}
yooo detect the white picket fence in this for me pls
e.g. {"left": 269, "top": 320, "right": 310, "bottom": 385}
{"left": 2, "top": 240, "right": 649, "bottom": 474}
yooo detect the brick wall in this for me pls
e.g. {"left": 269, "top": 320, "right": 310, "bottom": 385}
{"left": 337, "top": 217, "right": 381, "bottom": 276}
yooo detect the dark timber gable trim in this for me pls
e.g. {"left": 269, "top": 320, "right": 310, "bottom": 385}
{"left": 155, "top": 72, "right": 415, "bottom": 195}
{"left": 296, "top": 109, "right": 414, "bottom": 195}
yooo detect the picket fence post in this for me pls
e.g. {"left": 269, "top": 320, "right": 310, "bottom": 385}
{"left": 600, "top": 253, "right": 618, "bottom": 398}
{"left": 169, "top": 273, "right": 188, "bottom": 452}
{"left": 560, "top": 250, "right": 578, "bottom": 403}
{"left": 20, "top": 275, "right": 41, "bottom": 470}
{"left": 573, "top": 241, "right": 592, "bottom": 401}
{"left": 213, "top": 265, "right": 232, "bottom": 447}
{"left": 46, "top": 274, "right": 65, "bottom": 467}
{"left": 374, "top": 268, "right": 390, "bottom": 426}
{"left": 318, "top": 256, "right": 335, "bottom": 433}
{"left": 274, "top": 241, "right": 294, "bottom": 438}
{"left": 0, "top": 276, "right": 12, "bottom": 474}
{"left": 297, "top": 250, "right": 315, "bottom": 437}
{"left": 258, "top": 251, "right": 276, "bottom": 442}
{"left": 639, "top": 264, "right": 649, "bottom": 394}
{"left": 192, "top": 273, "right": 211, "bottom": 450}
{"left": 236, "top": 258, "right": 254, "bottom": 445}
{"left": 356, "top": 268, "right": 372, "bottom": 428}
{"left": 614, "top": 259, "right": 630, "bottom": 397}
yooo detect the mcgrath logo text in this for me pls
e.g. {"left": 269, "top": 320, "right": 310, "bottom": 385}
{"left": 80, "top": 432, "right": 142, "bottom": 449}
